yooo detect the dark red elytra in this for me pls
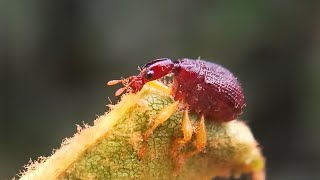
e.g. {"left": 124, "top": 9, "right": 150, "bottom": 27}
{"left": 108, "top": 58, "right": 246, "bottom": 122}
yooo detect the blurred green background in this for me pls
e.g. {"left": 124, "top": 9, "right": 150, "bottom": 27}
{"left": 1, "top": 0, "right": 320, "bottom": 179}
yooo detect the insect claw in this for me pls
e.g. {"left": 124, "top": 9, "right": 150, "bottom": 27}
{"left": 115, "top": 87, "right": 127, "bottom": 96}
{"left": 107, "top": 80, "right": 123, "bottom": 86}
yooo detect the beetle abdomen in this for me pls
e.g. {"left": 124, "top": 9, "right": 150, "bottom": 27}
{"left": 172, "top": 59, "right": 245, "bottom": 122}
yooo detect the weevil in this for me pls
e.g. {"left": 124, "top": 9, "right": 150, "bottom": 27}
{"left": 108, "top": 58, "right": 245, "bottom": 163}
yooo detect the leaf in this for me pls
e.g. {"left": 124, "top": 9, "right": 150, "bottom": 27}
{"left": 18, "top": 81, "right": 265, "bottom": 180}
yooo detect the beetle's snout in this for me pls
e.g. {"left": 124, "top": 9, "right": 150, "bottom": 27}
{"left": 128, "top": 76, "right": 146, "bottom": 93}
{"left": 108, "top": 58, "right": 173, "bottom": 96}
{"left": 107, "top": 74, "right": 147, "bottom": 96}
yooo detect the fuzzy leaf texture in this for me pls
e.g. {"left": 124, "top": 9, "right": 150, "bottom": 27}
{"left": 18, "top": 81, "right": 265, "bottom": 180}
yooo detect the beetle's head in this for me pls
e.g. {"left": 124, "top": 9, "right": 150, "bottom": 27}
{"left": 107, "top": 58, "right": 174, "bottom": 96}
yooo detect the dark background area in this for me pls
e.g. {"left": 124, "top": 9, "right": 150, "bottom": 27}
{"left": 1, "top": 1, "right": 320, "bottom": 179}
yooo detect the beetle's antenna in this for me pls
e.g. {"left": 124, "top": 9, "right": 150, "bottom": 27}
{"left": 115, "top": 87, "right": 127, "bottom": 96}
{"left": 107, "top": 75, "right": 142, "bottom": 96}
{"left": 107, "top": 79, "right": 123, "bottom": 86}
{"left": 107, "top": 79, "right": 127, "bottom": 96}
{"left": 107, "top": 76, "right": 135, "bottom": 96}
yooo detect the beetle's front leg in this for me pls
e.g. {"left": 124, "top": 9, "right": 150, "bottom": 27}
{"left": 138, "top": 101, "right": 179, "bottom": 159}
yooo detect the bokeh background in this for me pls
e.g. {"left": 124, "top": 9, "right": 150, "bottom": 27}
{"left": 1, "top": 1, "right": 320, "bottom": 179}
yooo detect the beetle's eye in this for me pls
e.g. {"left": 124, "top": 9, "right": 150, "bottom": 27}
{"left": 145, "top": 70, "right": 154, "bottom": 80}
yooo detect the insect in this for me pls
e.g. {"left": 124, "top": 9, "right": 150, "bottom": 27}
{"left": 108, "top": 58, "right": 245, "bottom": 162}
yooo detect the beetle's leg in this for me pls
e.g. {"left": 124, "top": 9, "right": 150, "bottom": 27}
{"left": 138, "top": 101, "right": 179, "bottom": 159}
{"left": 173, "top": 115, "right": 207, "bottom": 173}
{"left": 195, "top": 115, "right": 207, "bottom": 150}
{"left": 171, "top": 110, "right": 193, "bottom": 158}
{"left": 144, "top": 101, "right": 179, "bottom": 140}
{"left": 145, "top": 81, "right": 171, "bottom": 95}
{"left": 187, "top": 114, "right": 207, "bottom": 157}
{"left": 179, "top": 110, "right": 193, "bottom": 143}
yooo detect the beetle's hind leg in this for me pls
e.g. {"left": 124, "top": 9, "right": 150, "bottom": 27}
{"left": 138, "top": 101, "right": 179, "bottom": 159}
{"left": 190, "top": 114, "right": 207, "bottom": 156}
{"left": 172, "top": 114, "right": 207, "bottom": 174}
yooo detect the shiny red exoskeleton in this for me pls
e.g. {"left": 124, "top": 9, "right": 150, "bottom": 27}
{"left": 108, "top": 58, "right": 246, "bottom": 122}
